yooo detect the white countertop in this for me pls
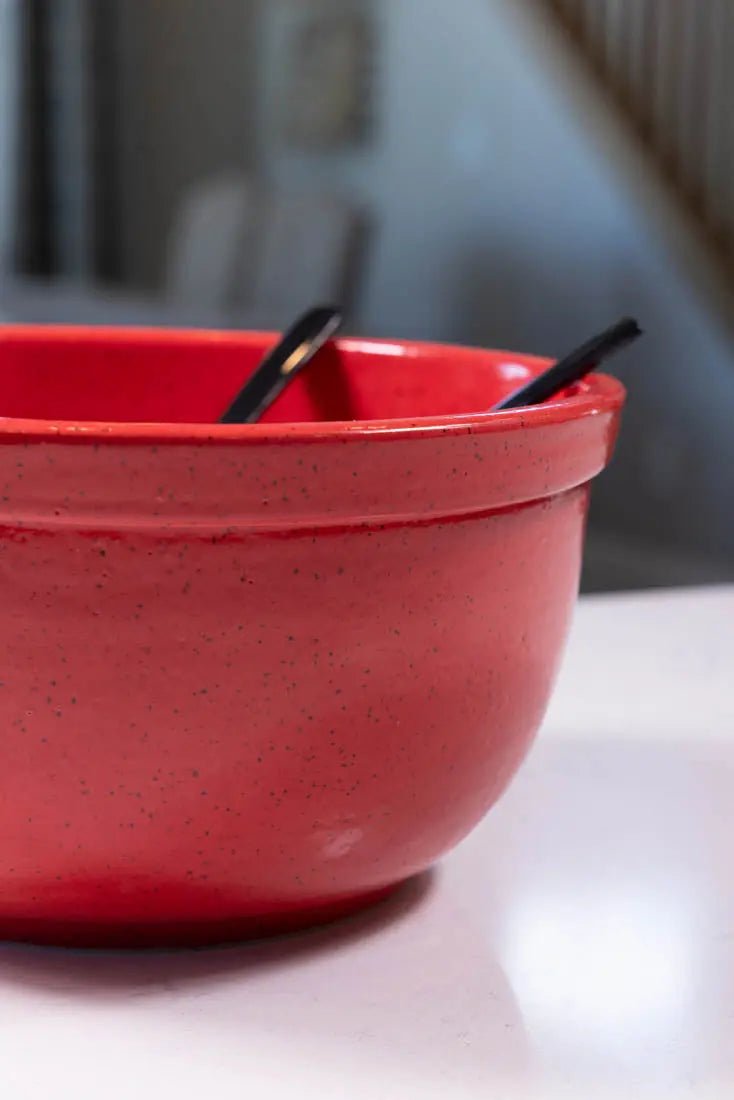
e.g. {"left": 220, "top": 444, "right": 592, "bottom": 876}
{"left": 1, "top": 587, "right": 732, "bottom": 1100}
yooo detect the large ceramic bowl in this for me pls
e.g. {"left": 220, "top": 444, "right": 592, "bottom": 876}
{"left": 0, "top": 325, "right": 624, "bottom": 946}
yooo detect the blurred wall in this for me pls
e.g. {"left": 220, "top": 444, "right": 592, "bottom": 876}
{"left": 114, "top": 0, "right": 259, "bottom": 289}
{"left": 258, "top": 0, "right": 734, "bottom": 567}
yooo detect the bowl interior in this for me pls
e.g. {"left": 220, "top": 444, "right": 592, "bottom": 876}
{"left": 0, "top": 327, "right": 546, "bottom": 426}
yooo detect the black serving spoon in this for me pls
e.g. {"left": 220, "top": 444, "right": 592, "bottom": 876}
{"left": 492, "top": 317, "right": 642, "bottom": 411}
{"left": 219, "top": 305, "right": 343, "bottom": 424}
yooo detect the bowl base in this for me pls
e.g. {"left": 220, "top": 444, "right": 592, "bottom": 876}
{"left": 0, "top": 884, "right": 400, "bottom": 950}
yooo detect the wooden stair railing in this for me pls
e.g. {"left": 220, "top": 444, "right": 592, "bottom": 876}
{"left": 546, "top": 0, "right": 734, "bottom": 273}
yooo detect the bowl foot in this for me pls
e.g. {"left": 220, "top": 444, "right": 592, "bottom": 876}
{"left": 0, "top": 884, "right": 401, "bottom": 950}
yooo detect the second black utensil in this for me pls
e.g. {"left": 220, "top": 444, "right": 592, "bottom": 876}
{"left": 219, "top": 305, "right": 343, "bottom": 424}
{"left": 492, "top": 317, "right": 643, "bottom": 412}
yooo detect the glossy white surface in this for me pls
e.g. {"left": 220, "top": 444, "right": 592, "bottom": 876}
{"left": 0, "top": 587, "right": 732, "bottom": 1099}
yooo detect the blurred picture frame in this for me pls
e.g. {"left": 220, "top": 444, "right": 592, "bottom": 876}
{"left": 281, "top": 5, "right": 375, "bottom": 151}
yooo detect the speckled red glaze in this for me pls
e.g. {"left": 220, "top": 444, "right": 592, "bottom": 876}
{"left": 0, "top": 326, "right": 624, "bottom": 946}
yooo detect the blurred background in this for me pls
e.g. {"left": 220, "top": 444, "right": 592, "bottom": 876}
{"left": 0, "top": 0, "right": 733, "bottom": 591}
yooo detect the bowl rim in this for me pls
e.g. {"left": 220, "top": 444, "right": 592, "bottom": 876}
{"left": 0, "top": 325, "right": 626, "bottom": 445}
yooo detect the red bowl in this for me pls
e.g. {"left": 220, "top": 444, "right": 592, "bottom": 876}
{"left": 0, "top": 326, "right": 624, "bottom": 946}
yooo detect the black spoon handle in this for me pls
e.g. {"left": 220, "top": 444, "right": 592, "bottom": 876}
{"left": 219, "top": 306, "right": 343, "bottom": 424}
{"left": 493, "top": 317, "right": 642, "bottom": 411}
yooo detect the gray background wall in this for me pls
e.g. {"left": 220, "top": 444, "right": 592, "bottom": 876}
{"left": 113, "top": 0, "right": 260, "bottom": 289}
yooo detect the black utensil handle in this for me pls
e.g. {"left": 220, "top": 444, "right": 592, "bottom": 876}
{"left": 220, "top": 306, "right": 342, "bottom": 425}
{"left": 493, "top": 317, "right": 642, "bottom": 411}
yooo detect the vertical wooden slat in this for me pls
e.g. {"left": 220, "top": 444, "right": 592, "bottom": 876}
{"left": 603, "top": 0, "right": 631, "bottom": 95}
{"left": 615, "top": 0, "right": 651, "bottom": 107}
{"left": 582, "top": 0, "right": 603, "bottom": 62}
{"left": 550, "top": 0, "right": 575, "bottom": 20}
{"left": 630, "top": 0, "right": 658, "bottom": 136}
{"left": 558, "top": 0, "right": 587, "bottom": 39}
{"left": 707, "top": 1, "right": 734, "bottom": 252}
{"left": 673, "top": 0, "right": 704, "bottom": 200}
{"left": 650, "top": 1, "right": 686, "bottom": 175}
